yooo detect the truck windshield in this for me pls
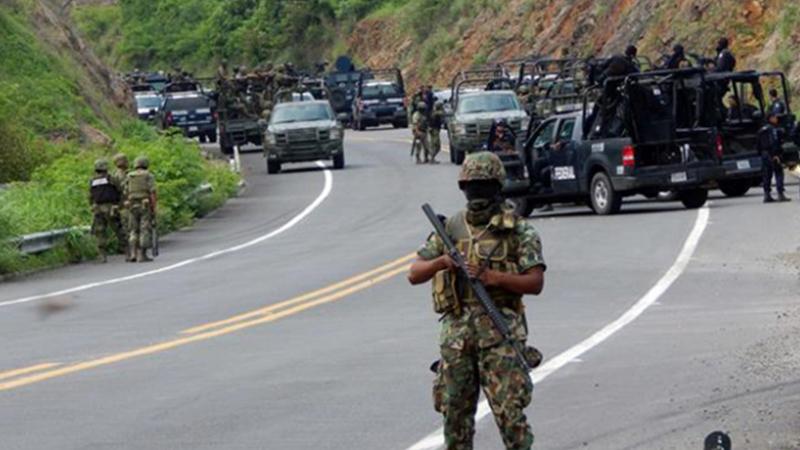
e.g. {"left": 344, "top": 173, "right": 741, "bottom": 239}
{"left": 362, "top": 84, "right": 401, "bottom": 98}
{"left": 164, "top": 96, "right": 209, "bottom": 111}
{"left": 272, "top": 104, "right": 332, "bottom": 124}
{"left": 458, "top": 94, "right": 520, "bottom": 114}
{"left": 136, "top": 96, "right": 161, "bottom": 109}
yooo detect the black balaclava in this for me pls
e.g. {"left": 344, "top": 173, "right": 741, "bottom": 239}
{"left": 461, "top": 180, "right": 502, "bottom": 225}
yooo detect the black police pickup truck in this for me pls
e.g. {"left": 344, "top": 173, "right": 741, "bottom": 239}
{"left": 699, "top": 70, "right": 800, "bottom": 197}
{"left": 352, "top": 68, "right": 407, "bottom": 130}
{"left": 503, "top": 69, "right": 725, "bottom": 215}
{"left": 159, "top": 93, "right": 217, "bottom": 143}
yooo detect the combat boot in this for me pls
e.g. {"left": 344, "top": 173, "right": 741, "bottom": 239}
{"left": 126, "top": 245, "right": 137, "bottom": 262}
{"left": 136, "top": 248, "right": 153, "bottom": 263}
{"left": 764, "top": 194, "right": 775, "bottom": 203}
{"left": 98, "top": 248, "right": 107, "bottom": 264}
{"left": 778, "top": 192, "right": 791, "bottom": 202}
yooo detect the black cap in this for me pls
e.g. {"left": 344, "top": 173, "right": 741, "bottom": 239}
{"left": 625, "top": 45, "right": 638, "bottom": 57}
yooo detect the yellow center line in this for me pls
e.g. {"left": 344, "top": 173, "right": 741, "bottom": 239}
{"left": 0, "top": 258, "right": 414, "bottom": 392}
{"left": 181, "top": 253, "right": 416, "bottom": 335}
{"left": 0, "top": 363, "right": 61, "bottom": 381}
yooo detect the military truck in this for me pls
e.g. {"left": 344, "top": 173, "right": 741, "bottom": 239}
{"left": 698, "top": 70, "right": 800, "bottom": 197}
{"left": 325, "top": 56, "right": 363, "bottom": 125}
{"left": 352, "top": 68, "right": 407, "bottom": 130}
{"left": 263, "top": 100, "right": 345, "bottom": 174}
{"left": 445, "top": 70, "right": 528, "bottom": 164}
{"left": 502, "top": 68, "right": 725, "bottom": 216}
{"left": 216, "top": 76, "right": 271, "bottom": 155}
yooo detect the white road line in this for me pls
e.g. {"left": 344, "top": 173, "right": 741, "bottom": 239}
{"left": 407, "top": 206, "right": 711, "bottom": 450}
{"left": 0, "top": 162, "right": 334, "bottom": 308}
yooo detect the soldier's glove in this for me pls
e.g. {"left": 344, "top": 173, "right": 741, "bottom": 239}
{"left": 524, "top": 346, "right": 543, "bottom": 369}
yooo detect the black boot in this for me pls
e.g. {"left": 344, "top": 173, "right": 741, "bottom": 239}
{"left": 764, "top": 194, "right": 775, "bottom": 203}
{"left": 778, "top": 192, "right": 791, "bottom": 202}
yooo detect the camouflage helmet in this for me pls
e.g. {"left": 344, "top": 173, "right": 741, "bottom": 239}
{"left": 517, "top": 84, "right": 530, "bottom": 94}
{"left": 134, "top": 156, "right": 149, "bottom": 169}
{"left": 459, "top": 151, "right": 505, "bottom": 185}
{"left": 113, "top": 153, "right": 128, "bottom": 168}
{"left": 94, "top": 159, "right": 109, "bottom": 172}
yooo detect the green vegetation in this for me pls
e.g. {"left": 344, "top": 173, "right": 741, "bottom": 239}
{"left": 74, "top": 0, "right": 400, "bottom": 74}
{"left": 0, "top": 6, "right": 239, "bottom": 275}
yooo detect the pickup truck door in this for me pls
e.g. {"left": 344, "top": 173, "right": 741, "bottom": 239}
{"left": 549, "top": 118, "right": 581, "bottom": 194}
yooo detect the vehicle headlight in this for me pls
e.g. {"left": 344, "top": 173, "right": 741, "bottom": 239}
{"left": 329, "top": 127, "right": 342, "bottom": 140}
{"left": 265, "top": 132, "right": 277, "bottom": 145}
{"left": 454, "top": 123, "right": 467, "bottom": 135}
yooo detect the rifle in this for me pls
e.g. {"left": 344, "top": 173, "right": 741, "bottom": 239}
{"left": 410, "top": 134, "right": 419, "bottom": 158}
{"left": 151, "top": 214, "right": 159, "bottom": 257}
{"left": 422, "top": 203, "right": 532, "bottom": 377}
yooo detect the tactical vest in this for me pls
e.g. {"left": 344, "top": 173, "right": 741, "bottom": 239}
{"left": 90, "top": 175, "right": 120, "bottom": 205}
{"left": 432, "top": 209, "right": 523, "bottom": 314}
{"left": 127, "top": 170, "right": 151, "bottom": 201}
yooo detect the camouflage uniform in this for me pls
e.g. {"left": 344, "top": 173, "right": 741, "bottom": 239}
{"left": 428, "top": 103, "right": 445, "bottom": 163}
{"left": 417, "top": 152, "right": 545, "bottom": 450}
{"left": 89, "top": 159, "right": 123, "bottom": 262}
{"left": 124, "top": 156, "right": 157, "bottom": 262}
{"left": 412, "top": 101, "right": 430, "bottom": 163}
{"left": 111, "top": 153, "right": 130, "bottom": 254}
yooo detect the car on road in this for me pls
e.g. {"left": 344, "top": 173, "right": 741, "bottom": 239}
{"left": 446, "top": 89, "right": 527, "bottom": 164}
{"left": 135, "top": 93, "right": 162, "bottom": 121}
{"left": 503, "top": 69, "right": 725, "bottom": 216}
{"left": 158, "top": 93, "right": 217, "bottom": 143}
{"left": 352, "top": 79, "right": 407, "bottom": 130}
{"left": 263, "top": 101, "right": 345, "bottom": 174}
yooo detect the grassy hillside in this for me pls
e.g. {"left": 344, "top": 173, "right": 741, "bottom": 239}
{"left": 0, "top": 0, "right": 239, "bottom": 275}
{"left": 73, "top": 0, "right": 397, "bottom": 74}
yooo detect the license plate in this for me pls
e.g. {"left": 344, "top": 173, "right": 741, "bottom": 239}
{"left": 671, "top": 172, "right": 688, "bottom": 183}
{"left": 189, "top": 126, "right": 198, "bottom": 132}
{"left": 736, "top": 159, "right": 751, "bottom": 170}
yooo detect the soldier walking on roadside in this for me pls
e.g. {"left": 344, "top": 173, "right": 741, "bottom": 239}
{"left": 408, "top": 152, "right": 546, "bottom": 450}
{"left": 112, "top": 153, "right": 130, "bottom": 258}
{"left": 428, "top": 102, "right": 445, "bottom": 164}
{"left": 89, "top": 159, "right": 123, "bottom": 263}
{"left": 412, "top": 101, "right": 431, "bottom": 164}
{"left": 124, "top": 156, "right": 158, "bottom": 262}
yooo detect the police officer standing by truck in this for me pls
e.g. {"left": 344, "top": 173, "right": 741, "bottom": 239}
{"left": 758, "top": 113, "right": 790, "bottom": 203}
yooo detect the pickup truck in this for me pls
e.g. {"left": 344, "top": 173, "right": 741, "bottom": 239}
{"left": 503, "top": 69, "right": 725, "bottom": 215}
{"left": 352, "top": 68, "right": 407, "bottom": 130}
{"left": 699, "top": 70, "right": 800, "bottom": 197}
{"left": 263, "top": 101, "right": 345, "bottom": 174}
{"left": 158, "top": 93, "right": 217, "bottom": 143}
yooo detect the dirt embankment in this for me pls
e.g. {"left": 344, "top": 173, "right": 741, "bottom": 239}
{"left": 31, "top": 0, "right": 131, "bottom": 120}
{"left": 348, "top": 0, "right": 800, "bottom": 92}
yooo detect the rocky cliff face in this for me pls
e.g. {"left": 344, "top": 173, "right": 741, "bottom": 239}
{"left": 349, "top": 0, "right": 800, "bottom": 94}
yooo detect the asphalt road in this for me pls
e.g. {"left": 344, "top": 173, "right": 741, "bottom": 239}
{"left": 1, "top": 127, "right": 798, "bottom": 450}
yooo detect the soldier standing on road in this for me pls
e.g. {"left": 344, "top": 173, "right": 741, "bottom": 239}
{"left": 124, "top": 156, "right": 158, "bottom": 262}
{"left": 758, "top": 113, "right": 791, "bottom": 203}
{"left": 412, "top": 101, "right": 431, "bottom": 164}
{"left": 408, "top": 151, "right": 546, "bottom": 450}
{"left": 112, "top": 153, "right": 130, "bottom": 258}
{"left": 428, "top": 102, "right": 445, "bottom": 164}
{"left": 89, "top": 159, "right": 123, "bottom": 263}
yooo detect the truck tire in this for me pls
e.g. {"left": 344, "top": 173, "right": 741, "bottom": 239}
{"left": 199, "top": 134, "right": 207, "bottom": 144}
{"left": 357, "top": 119, "right": 365, "bottom": 131}
{"left": 589, "top": 171, "right": 622, "bottom": 215}
{"left": 718, "top": 180, "right": 751, "bottom": 197}
{"left": 679, "top": 188, "right": 708, "bottom": 209}
{"left": 221, "top": 144, "right": 234, "bottom": 155}
{"left": 208, "top": 132, "right": 217, "bottom": 143}
{"left": 333, "top": 152, "right": 345, "bottom": 170}
{"left": 510, "top": 197, "right": 535, "bottom": 218}
{"left": 267, "top": 160, "right": 281, "bottom": 174}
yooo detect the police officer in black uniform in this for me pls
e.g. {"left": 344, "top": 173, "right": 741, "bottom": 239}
{"left": 758, "top": 113, "right": 790, "bottom": 203}
{"left": 769, "top": 88, "right": 787, "bottom": 116}
{"left": 714, "top": 37, "right": 736, "bottom": 72}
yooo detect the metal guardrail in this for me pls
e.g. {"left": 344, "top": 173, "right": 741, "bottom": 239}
{"left": 10, "top": 182, "right": 217, "bottom": 256}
